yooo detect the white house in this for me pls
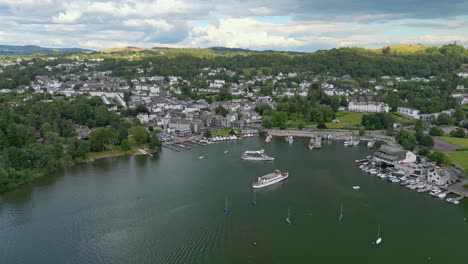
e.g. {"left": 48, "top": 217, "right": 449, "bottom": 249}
{"left": 397, "top": 107, "right": 420, "bottom": 119}
{"left": 348, "top": 101, "right": 390, "bottom": 113}
{"left": 209, "top": 80, "right": 225, "bottom": 88}
{"left": 137, "top": 113, "right": 149, "bottom": 124}
{"left": 427, "top": 168, "right": 457, "bottom": 186}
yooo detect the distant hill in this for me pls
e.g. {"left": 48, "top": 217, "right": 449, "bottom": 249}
{"left": 208, "top": 47, "right": 304, "bottom": 55}
{"left": 372, "top": 44, "right": 433, "bottom": 54}
{"left": 0, "top": 45, "right": 92, "bottom": 55}
{"left": 101, "top": 46, "right": 148, "bottom": 53}
{"left": 100, "top": 46, "right": 304, "bottom": 56}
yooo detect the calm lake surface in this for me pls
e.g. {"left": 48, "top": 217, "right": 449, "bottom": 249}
{"left": 1, "top": 137, "right": 468, "bottom": 264}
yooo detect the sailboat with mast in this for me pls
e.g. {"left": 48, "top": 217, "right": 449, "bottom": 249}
{"left": 375, "top": 224, "right": 383, "bottom": 245}
{"left": 251, "top": 190, "right": 256, "bottom": 206}
{"left": 285, "top": 207, "right": 291, "bottom": 225}
{"left": 338, "top": 203, "right": 344, "bottom": 222}
{"left": 224, "top": 196, "right": 229, "bottom": 215}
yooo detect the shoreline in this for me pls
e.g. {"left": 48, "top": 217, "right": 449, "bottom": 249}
{"left": 0, "top": 147, "right": 160, "bottom": 194}
{"left": 264, "top": 129, "right": 395, "bottom": 143}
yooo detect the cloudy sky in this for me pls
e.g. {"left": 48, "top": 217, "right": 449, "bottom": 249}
{"left": 0, "top": 0, "right": 467, "bottom": 51}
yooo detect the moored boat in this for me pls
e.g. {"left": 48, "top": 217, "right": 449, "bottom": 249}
{"left": 241, "top": 150, "right": 274, "bottom": 161}
{"left": 352, "top": 139, "right": 360, "bottom": 146}
{"left": 308, "top": 137, "right": 314, "bottom": 150}
{"left": 253, "top": 170, "right": 289, "bottom": 189}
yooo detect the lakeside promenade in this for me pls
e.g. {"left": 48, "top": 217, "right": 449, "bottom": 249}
{"left": 265, "top": 129, "right": 396, "bottom": 143}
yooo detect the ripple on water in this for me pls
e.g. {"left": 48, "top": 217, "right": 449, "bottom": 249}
{"left": 159, "top": 213, "right": 227, "bottom": 264}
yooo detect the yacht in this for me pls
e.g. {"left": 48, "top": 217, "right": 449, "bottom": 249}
{"left": 438, "top": 193, "right": 447, "bottom": 199}
{"left": 308, "top": 138, "right": 314, "bottom": 150}
{"left": 352, "top": 139, "right": 360, "bottom": 146}
{"left": 344, "top": 138, "right": 352, "bottom": 147}
{"left": 390, "top": 178, "right": 401, "bottom": 183}
{"left": 252, "top": 170, "right": 289, "bottom": 189}
{"left": 241, "top": 150, "right": 274, "bottom": 161}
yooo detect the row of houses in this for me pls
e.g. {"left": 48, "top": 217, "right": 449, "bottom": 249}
{"left": 348, "top": 101, "right": 390, "bottom": 113}
{"left": 397, "top": 107, "right": 456, "bottom": 122}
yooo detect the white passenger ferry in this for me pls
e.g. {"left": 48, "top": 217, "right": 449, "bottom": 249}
{"left": 252, "top": 170, "right": 289, "bottom": 189}
{"left": 241, "top": 150, "right": 274, "bottom": 161}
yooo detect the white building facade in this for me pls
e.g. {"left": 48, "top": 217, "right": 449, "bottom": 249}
{"left": 348, "top": 101, "right": 390, "bottom": 113}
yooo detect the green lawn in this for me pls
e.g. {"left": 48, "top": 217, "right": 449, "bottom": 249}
{"left": 438, "top": 136, "right": 468, "bottom": 148}
{"left": 445, "top": 151, "right": 468, "bottom": 170}
{"left": 88, "top": 149, "right": 130, "bottom": 160}
{"left": 391, "top": 112, "right": 416, "bottom": 126}
{"left": 325, "top": 111, "right": 363, "bottom": 129}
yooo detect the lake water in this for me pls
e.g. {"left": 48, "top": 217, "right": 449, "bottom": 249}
{"left": 1, "top": 137, "right": 468, "bottom": 264}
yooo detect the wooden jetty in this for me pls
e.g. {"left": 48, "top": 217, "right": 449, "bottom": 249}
{"left": 181, "top": 141, "right": 196, "bottom": 147}
{"left": 162, "top": 144, "right": 181, "bottom": 152}
{"left": 190, "top": 140, "right": 206, "bottom": 146}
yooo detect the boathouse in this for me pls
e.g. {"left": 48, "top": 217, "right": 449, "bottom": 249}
{"left": 373, "top": 145, "right": 416, "bottom": 167}
{"left": 427, "top": 167, "right": 459, "bottom": 186}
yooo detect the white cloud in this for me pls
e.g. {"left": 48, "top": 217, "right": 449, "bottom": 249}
{"left": 0, "top": 0, "right": 467, "bottom": 50}
{"left": 52, "top": 9, "right": 81, "bottom": 23}
{"left": 187, "top": 18, "right": 305, "bottom": 49}
{"left": 122, "top": 19, "right": 173, "bottom": 31}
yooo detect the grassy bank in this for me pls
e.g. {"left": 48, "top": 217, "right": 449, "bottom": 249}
{"left": 326, "top": 111, "right": 363, "bottom": 129}
{"left": 445, "top": 151, "right": 468, "bottom": 170}
{"left": 438, "top": 137, "right": 468, "bottom": 148}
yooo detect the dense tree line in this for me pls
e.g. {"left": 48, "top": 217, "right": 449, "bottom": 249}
{"left": 0, "top": 94, "right": 160, "bottom": 193}
{"left": 90, "top": 45, "right": 468, "bottom": 81}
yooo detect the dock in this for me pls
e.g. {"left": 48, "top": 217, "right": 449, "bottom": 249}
{"left": 162, "top": 144, "right": 181, "bottom": 152}
{"left": 190, "top": 140, "right": 206, "bottom": 146}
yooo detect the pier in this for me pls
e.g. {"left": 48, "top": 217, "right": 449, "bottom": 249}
{"left": 265, "top": 129, "right": 395, "bottom": 144}
{"left": 162, "top": 144, "right": 181, "bottom": 152}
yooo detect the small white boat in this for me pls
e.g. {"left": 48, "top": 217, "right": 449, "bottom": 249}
{"left": 375, "top": 224, "right": 383, "bottom": 245}
{"left": 438, "top": 193, "right": 447, "bottom": 198}
{"left": 367, "top": 141, "right": 375, "bottom": 148}
{"left": 308, "top": 137, "right": 314, "bottom": 150}
{"left": 344, "top": 138, "right": 351, "bottom": 147}
{"left": 353, "top": 139, "right": 360, "bottom": 146}
{"left": 390, "top": 178, "right": 401, "bottom": 183}
{"left": 224, "top": 150, "right": 228, "bottom": 154}
{"left": 199, "top": 156, "right": 204, "bottom": 159}
{"left": 353, "top": 186, "right": 361, "bottom": 190}
{"left": 288, "top": 136, "right": 294, "bottom": 144}
{"left": 453, "top": 200, "right": 460, "bottom": 205}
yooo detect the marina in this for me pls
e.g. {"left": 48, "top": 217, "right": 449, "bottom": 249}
{"left": 1, "top": 137, "right": 468, "bottom": 263}
{"left": 357, "top": 159, "right": 467, "bottom": 204}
